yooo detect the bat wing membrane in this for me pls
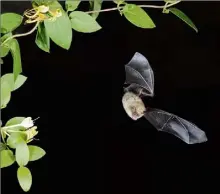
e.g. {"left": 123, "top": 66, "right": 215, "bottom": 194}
{"left": 144, "top": 108, "right": 208, "bottom": 144}
{"left": 124, "top": 52, "right": 154, "bottom": 97}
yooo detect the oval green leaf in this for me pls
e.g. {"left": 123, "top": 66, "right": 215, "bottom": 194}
{"left": 1, "top": 80, "right": 11, "bottom": 109}
{"left": 28, "top": 146, "right": 46, "bottom": 161}
{"left": 169, "top": 8, "right": 198, "bottom": 32}
{"left": 0, "top": 45, "right": 10, "bottom": 58}
{"left": 7, "top": 39, "right": 22, "bottom": 81}
{"left": 17, "top": 166, "right": 32, "bottom": 192}
{"left": 70, "top": 11, "right": 102, "bottom": 33}
{"left": 0, "top": 143, "right": 7, "bottom": 151}
{"left": 7, "top": 133, "right": 27, "bottom": 149}
{"left": 0, "top": 150, "right": 15, "bottom": 168}
{"left": 65, "top": 0, "right": 81, "bottom": 12}
{"left": 15, "top": 140, "right": 29, "bottom": 166}
{"left": 44, "top": 12, "right": 72, "bottom": 50}
{"left": 89, "top": 0, "right": 103, "bottom": 19}
{"left": 6, "top": 117, "right": 26, "bottom": 126}
{"left": 35, "top": 22, "right": 50, "bottom": 53}
{"left": 123, "top": 4, "right": 156, "bottom": 29}
{"left": 0, "top": 13, "right": 23, "bottom": 34}
{"left": 0, "top": 32, "right": 12, "bottom": 57}
{"left": 32, "top": 0, "right": 54, "bottom": 6}
{"left": 113, "top": 0, "right": 125, "bottom": 4}
{"left": 5, "top": 117, "right": 26, "bottom": 131}
{"left": 1, "top": 73, "right": 27, "bottom": 91}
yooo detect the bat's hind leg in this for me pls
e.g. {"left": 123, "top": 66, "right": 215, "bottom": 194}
{"left": 137, "top": 88, "right": 143, "bottom": 97}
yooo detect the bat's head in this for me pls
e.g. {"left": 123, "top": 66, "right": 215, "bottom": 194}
{"left": 122, "top": 92, "right": 146, "bottom": 120}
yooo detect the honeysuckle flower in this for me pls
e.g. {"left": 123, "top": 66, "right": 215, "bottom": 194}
{"left": 25, "top": 126, "right": 39, "bottom": 143}
{"left": 24, "top": 5, "right": 62, "bottom": 24}
{"left": 1, "top": 117, "right": 39, "bottom": 132}
{"left": 20, "top": 117, "right": 34, "bottom": 129}
{"left": 47, "top": 9, "right": 62, "bottom": 21}
{"left": 24, "top": 5, "right": 49, "bottom": 19}
{"left": 38, "top": 5, "right": 50, "bottom": 13}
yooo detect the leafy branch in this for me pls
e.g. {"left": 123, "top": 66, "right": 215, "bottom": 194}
{"left": 0, "top": 0, "right": 198, "bottom": 192}
{"left": 86, "top": 0, "right": 181, "bottom": 14}
{"left": 0, "top": 74, "right": 46, "bottom": 192}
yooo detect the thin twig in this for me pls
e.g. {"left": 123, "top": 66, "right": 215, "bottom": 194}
{"left": 140, "top": 1, "right": 181, "bottom": 9}
{"left": 86, "top": 1, "right": 181, "bottom": 14}
{"left": 86, "top": 7, "right": 119, "bottom": 14}
{"left": 1, "top": 21, "right": 40, "bottom": 46}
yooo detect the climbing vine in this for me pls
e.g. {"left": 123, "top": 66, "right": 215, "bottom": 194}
{"left": 0, "top": 0, "right": 197, "bottom": 192}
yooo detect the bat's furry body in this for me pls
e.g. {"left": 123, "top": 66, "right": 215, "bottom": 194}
{"left": 122, "top": 91, "right": 146, "bottom": 120}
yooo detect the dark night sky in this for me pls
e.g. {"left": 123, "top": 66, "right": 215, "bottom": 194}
{"left": 1, "top": 1, "right": 220, "bottom": 194}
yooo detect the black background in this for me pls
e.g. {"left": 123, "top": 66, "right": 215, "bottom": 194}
{"left": 1, "top": 1, "right": 220, "bottom": 194}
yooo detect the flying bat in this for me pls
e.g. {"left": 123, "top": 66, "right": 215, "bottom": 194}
{"left": 122, "top": 52, "right": 208, "bottom": 144}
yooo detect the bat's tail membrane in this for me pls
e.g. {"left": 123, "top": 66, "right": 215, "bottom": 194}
{"left": 144, "top": 108, "right": 208, "bottom": 144}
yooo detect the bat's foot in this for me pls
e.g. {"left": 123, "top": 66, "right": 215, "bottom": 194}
{"left": 137, "top": 88, "right": 143, "bottom": 97}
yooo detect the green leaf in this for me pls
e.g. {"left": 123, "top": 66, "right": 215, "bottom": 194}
{"left": 35, "top": 22, "right": 50, "bottom": 53}
{"left": 17, "top": 166, "right": 32, "bottom": 192}
{"left": 65, "top": 0, "right": 81, "bottom": 12}
{"left": 1, "top": 80, "right": 11, "bottom": 109}
{"left": 0, "top": 150, "right": 15, "bottom": 168}
{"left": 169, "top": 8, "right": 198, "bottom": 32}
{"left": 0, "top": 58, "right": 3, "bottom": 64}
{"left": 44, "top": 11, "right": 72, "bottom": 49}
{"left": 113, "top": 0, "right": 125, "bottom": 7}
{"left": 164, "top": 0, "right": 179, "bottom": 3}
{"left": 6, "top": 117, "right": 26, "bottom": 126}
{"left": 8, "top": 39, "right": 22, "bottom": 81}
{"left": 0, "top": 143, "right": 7, "bottom": 151}
{"left": 123, "top": 4, "right": 156, "bottom": 29}
{"left": 7, "top": 133, "right": 27, "bottom": 149}
{"left": 15, "top": 139, "right": 29, "bottom": 166}
{"left": 28, "top": 146, "right": 46, "bottom": 161}
{"left": 0, "top": 32, "right": 13, "bottom": 41}
{"left": 32, "top": 0, "right": 54, "bottom": 6}
{"left": 113, "top": 0, "right": 124, "bottom": 3}
{"left": 48, "top": 0, "right": 63, "bottom": 9}
{"left": 70, "top": 11, "right": 102, "bottom": 33}
{"left": 1, "top": 73, "right": 27, "bottom": 91}
{"left": 0, "top": 32, "right": 12, "bottom": 58}
{"left": 0, "top": 13, "right": 23, "bottom": 34}
{"left": 89, "top": 0, "right": 103, "bottom": 19}
{"left": 0, "top": 45, "right": 10, "bottom": 58}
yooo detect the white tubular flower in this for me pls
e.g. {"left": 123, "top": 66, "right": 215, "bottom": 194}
{"left": 38, "top": 5, "right": 49, "bottom": 13}
{"left": 20, "top": 117, "right": 34, "bottom": 129}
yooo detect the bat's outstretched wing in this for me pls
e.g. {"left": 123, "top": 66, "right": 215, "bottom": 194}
{"left": 144, "top": 108, "right": 208, "bottom": 144}
{"left": 124, "top": 52, "right": 154, "bottom": 97}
